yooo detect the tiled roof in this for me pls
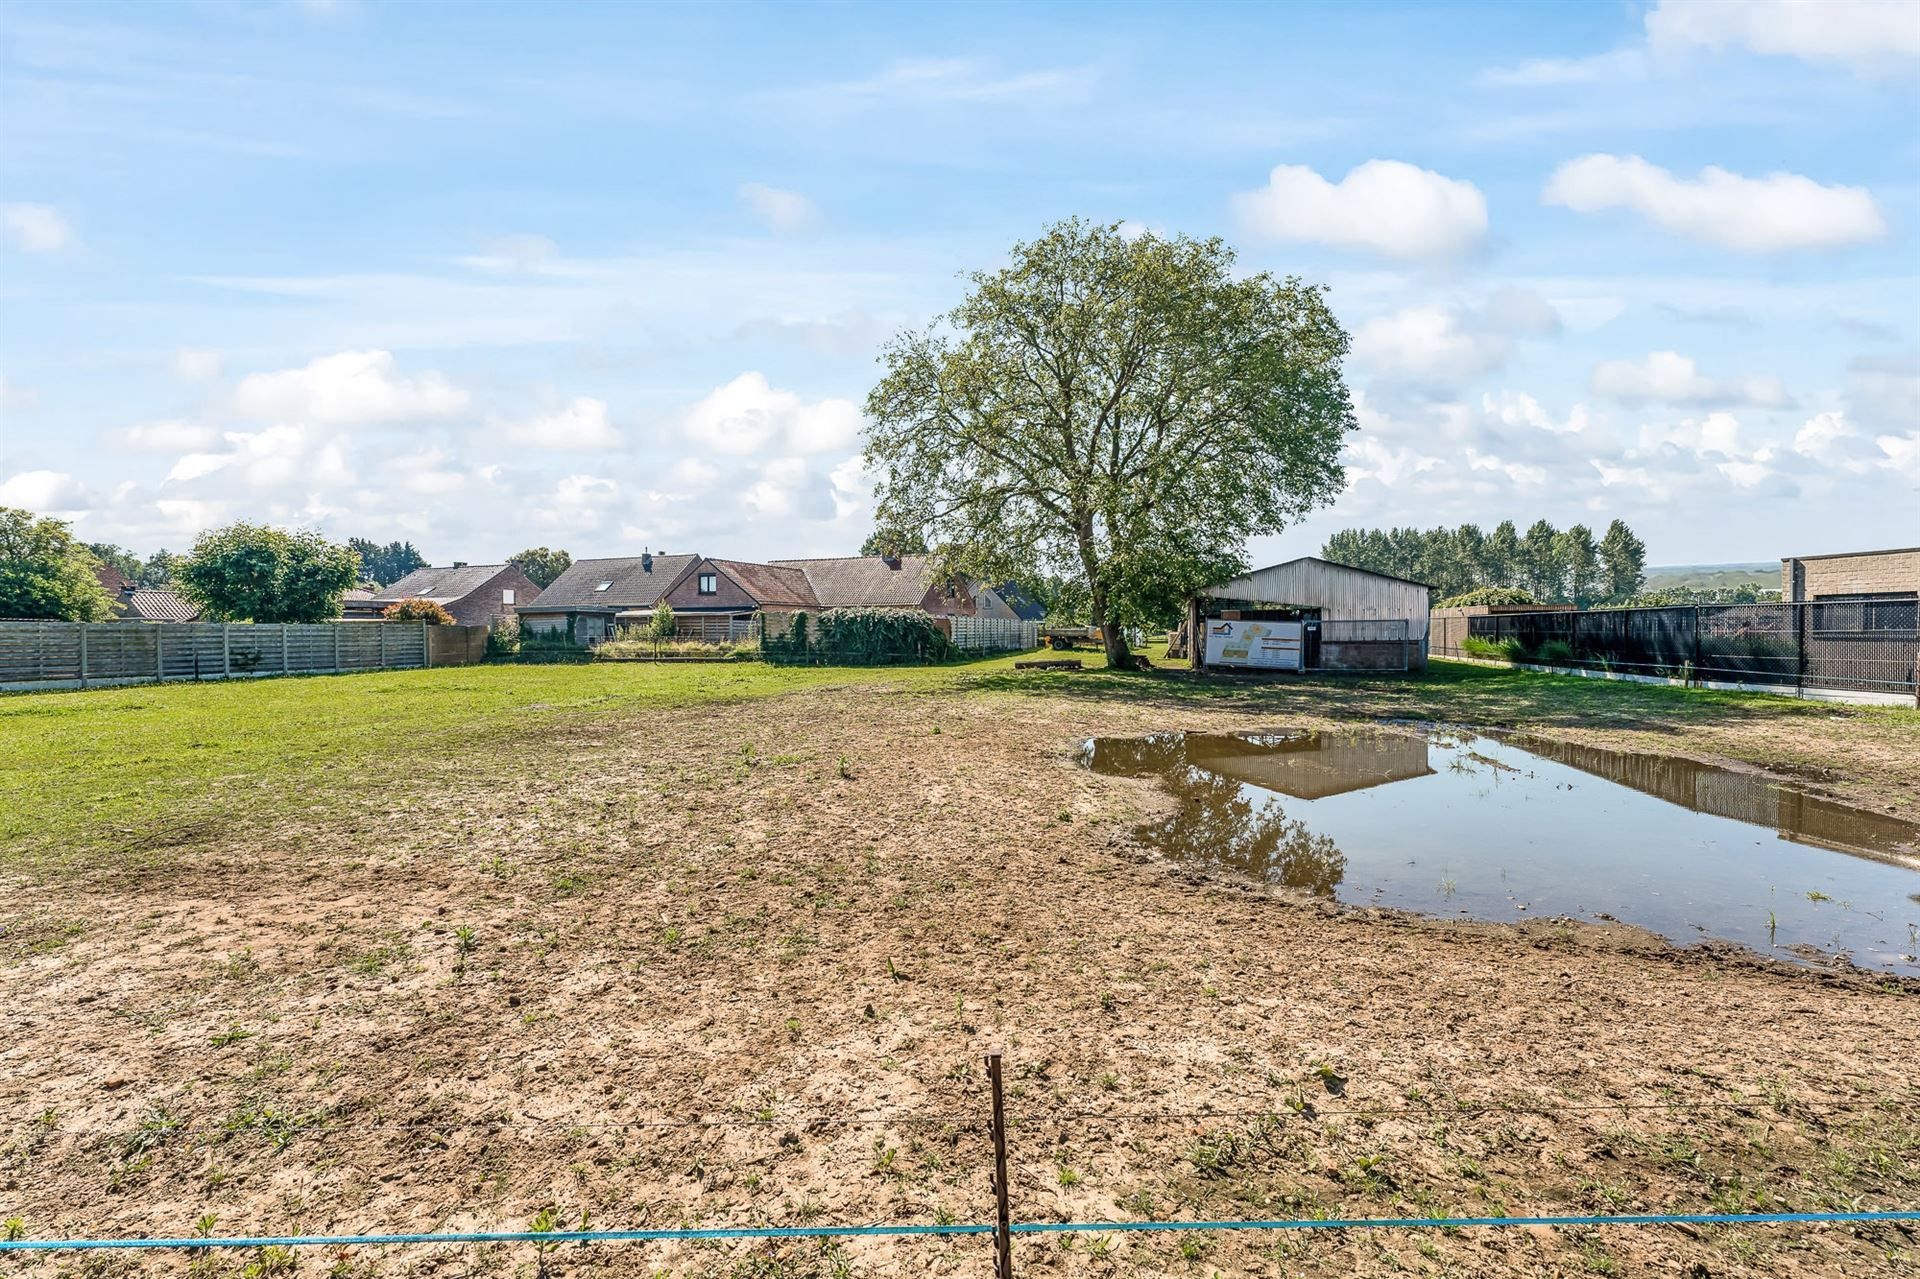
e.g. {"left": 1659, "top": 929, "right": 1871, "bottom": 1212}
{"left": 710, "top": 560, "right": 819, "bottom": 609}
{"left": 122, "top": 588, "right": 200, "bottom": 622}
{"left": 992, "top": 582, "right": 1048, "bottom": 621}
{"left": 531, "top": 554, "right": 699, "bottom": 610}
{"left": 771, "top": 555, "right": 937, "bottom": 608}
{"left": 374, "top": 564, "right": 508, "bottom": 603}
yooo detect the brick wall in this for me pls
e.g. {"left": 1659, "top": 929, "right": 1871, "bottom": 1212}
{"left": 1783, "top": 549, "right": 1920, "bottom": 600}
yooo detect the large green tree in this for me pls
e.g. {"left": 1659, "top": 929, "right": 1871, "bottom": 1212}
{"left": 177, "top": 523, "right": 361, "bottom": 622}
{"left": 1597, "top": 519, "right": 1647, "bottom": 603}
{"left": 1555, "top": 524, "right": 1603, "bottom": 607}
{"left": 508, "top": 547, "right": 572, "bottom": 589}
{"left": 348, "top": 537, "right": 426, "bottom": 587}
{"left": 0, "top": 507, "right": 118, "bottom": 621}
{"left": 865, "top": 219, "right": 1355, "bottom": 666}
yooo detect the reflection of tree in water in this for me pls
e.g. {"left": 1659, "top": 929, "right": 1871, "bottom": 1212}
{"left": 1142, "top": 764, "right": 1346, "bottom": 895}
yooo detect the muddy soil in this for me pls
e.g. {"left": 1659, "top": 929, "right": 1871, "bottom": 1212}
{"left": 4, "top": 682, "right": 1918, "bottom": 1278}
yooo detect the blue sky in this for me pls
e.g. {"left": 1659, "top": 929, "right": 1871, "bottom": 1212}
{"left": 1, "top": 0, "right": 1916, "bottom": 568}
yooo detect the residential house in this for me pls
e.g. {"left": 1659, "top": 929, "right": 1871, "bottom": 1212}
{"left": 344, "top": 562, "right": 541, "bottom": 626}
{"left": 769, "top": 554, "right": 978, "bottom": 615}
{"left": 976, "top": 582, "right": 1047, "bottom": 622}
{"left": 515, "top": 552, "right": 699, "bottom": 643}
{"left": 93, "top": 562, "right": 201, "bottom": 622}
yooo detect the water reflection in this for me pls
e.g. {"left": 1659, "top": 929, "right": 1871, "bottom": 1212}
{"left": 1502, "top": 734, "right": 1920, "bottom": 867}
{"left": 1078, "top": 728, "right": 1920, "bottom": 971}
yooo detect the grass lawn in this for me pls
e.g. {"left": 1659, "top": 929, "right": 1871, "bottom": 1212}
{"left": 4, "top": 646, "right": 1918, "bottom": 1278}
{"left": 4, "top": 646, "right": 1916, "bottom": 869}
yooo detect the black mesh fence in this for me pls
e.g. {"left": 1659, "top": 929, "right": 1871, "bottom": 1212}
{"left": 1431, "top": 601, "right": 1918, "bottom": 697}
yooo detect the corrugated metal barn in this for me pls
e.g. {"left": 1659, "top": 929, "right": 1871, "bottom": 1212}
{"left": 1185, "top": 557, "right": 1431, "bottom": 674}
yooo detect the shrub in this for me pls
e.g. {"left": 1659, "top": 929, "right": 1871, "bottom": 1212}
{"left": 1460, "top": 635, "right": 1525, "bottom": 663}
{"left": 1436, "top": 586, "right": 1541, "bottom": 609}
{"left": 382, "top": 597, "right": 455, "bottom": 624}
{"left": 649, "top": 600, "right": 676, "bottom": 640}
{"left": 763, "top": 607, "right": 955, "bottom": 665}
{"left": 1534, "top": 639, "right": 1577, "bottom": 664}
{"left": 514, "top": 618, "right": 590, "bottom": 663}
{"left": 486, "top": 614, "right": 521, "bottom": 658}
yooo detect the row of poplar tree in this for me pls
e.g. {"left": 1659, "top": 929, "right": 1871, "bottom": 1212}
{"left": 1321, "top": 519, "right": 1648, "bottom": 607}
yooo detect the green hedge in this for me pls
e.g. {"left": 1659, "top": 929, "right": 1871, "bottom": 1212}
{"left": 762, "top": 608, "right": 957, "bottom": 665}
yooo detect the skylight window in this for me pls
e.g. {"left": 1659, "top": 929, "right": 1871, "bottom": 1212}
{"left": 594, "top": 580, "right": 613, "bottom": 592}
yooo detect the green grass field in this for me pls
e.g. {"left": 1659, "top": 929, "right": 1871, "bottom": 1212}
{"left": 5, "top": 646, "right": 1915, "bottom": 868}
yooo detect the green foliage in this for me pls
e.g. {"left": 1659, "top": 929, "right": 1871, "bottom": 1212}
{"left": 858, "top": 528, "right": 929, "bottom": 558}
{"left": 178, "top": 523, "right": 361, "bottom": 623}
{"left": 85, "top": 542, "right": 146, "bottom": 585}
{"left": 514, "top": 618, "right": 591, "bottom": 663}
{"left": 648, "top": 599, "right": 676, "bottom": 640}
{"left": 347, "top": 538, "right": 426, "bottom": 588}
{"left": 762, "top": 608, "right": 956, "bottom": 665}
{"left": 1459, "top": 635, "right": 1525, "bottom": 663}
{"left": 486, "top": 613, "right": 521, "bottom": 658}
{"left": 0, "top": 506, "right": 118, "bottom": 621}
{"left": 1535, "top": 639, "right": 1578, "bottom": 663}
{"left": 382, "top": 597, "right": 455, "bottom": 624}
{"left": 1435, "top": 586, "right": 1540, "bottom": 608}
{"left": 509, "top": 546, "right": 572, "bottom": 589}
{"left": 865, "top": 217, "right": 1354, "bottom": 667}
{"left": 1325, "top": 515, "right": 1648, "bottom": 605}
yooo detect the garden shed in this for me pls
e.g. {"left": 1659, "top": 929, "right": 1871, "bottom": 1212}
{"left": 1185, "top": 557, "right": 1430, "bottom": 674}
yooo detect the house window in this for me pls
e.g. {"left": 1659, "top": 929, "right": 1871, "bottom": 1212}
{"left": 698, "top": 573, "right": 718, "bottom": 595}
{"left": 1810, "top": 592, "right": 1917, "bottom": 637}
{"left": 501, "top": 588, "right": 515, "bottom": 605}
{"left": 594, "top": 580, "right": 613, "bottom": 592}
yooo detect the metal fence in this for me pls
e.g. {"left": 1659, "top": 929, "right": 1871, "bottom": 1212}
{"left": 1431, "top": 601, "right": 1920, "bottom": 701}
{"left": 948, "top": 616, "right": 1041, "bottom": 652}
{"left": 0, "top": 621, "right": 434, "bottom": 692}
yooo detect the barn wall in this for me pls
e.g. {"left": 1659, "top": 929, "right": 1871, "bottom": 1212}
{"left": 1201, "top": 560, "right": 1430, "bottom": 643}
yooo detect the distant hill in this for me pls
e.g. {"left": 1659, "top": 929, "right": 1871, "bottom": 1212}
{"left": 1642, "top": 562, "right": 1778, "bottom": 593}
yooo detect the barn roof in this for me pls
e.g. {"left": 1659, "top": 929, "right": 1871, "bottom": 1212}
{"left": 1199, "top": 556, "right": 1431, "bottom": 597}
{"left": 532, "top": 554, "right": 699, "bottom": 610}
{"left": 374, "top": 564, "right": 508, "bottom": 603}
{"left": 772, "top": 554, "right": 937, "bottom": 607}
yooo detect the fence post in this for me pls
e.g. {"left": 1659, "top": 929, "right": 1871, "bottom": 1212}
{"left": 78, "top": 623, "right": 89, "bottom": 689}
{"left": 282, "top": 624, "right": 290, "bottom": 675}
{"left": 1691, "top": 606, "right": 1701, "bottom": 687}
{"left": 334, "top": 624, "right": 343, "bottom": 673}
{"left": 156, "top": 625, "right": 165, "bottom": 682}
{"left": 420, "top": 620, "right": 430, "bottom": 668}
{"left": 222, "top": 625, "right": 232, "bottom": 679}
{"left": 985, "top": 1049, "right": 1014, "bottom": 1279}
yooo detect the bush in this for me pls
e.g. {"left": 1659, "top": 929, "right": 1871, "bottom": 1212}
{"left": 1459, "top": 635, "right": 1525, "bottom": 663}
{"left": 513, "top": 618, "right": 590, "bottom": 663}
{"left": 763, "top": 607, "right": 956, "bottom": 665}
{"left": 1534, "top": 639, "right": 1577, "bottom": 664}
{"left": 1436, "top": 586, "right": 1541, "bottom": 609}
{"left": 486, "top": 614, "right": 521, "bottom": 659}
{"left": 382, "top": 597, "right": 455, "bottom": 624}
{"left": 649, "top": 600, "right": 676, "bottom": 640}
{"left": 595, "top": 636, "right": 745, "bottom": 661}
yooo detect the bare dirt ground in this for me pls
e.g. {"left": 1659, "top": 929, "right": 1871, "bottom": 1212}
{"left": 5, "top": 676, "right": 1919, "bottom": 1278}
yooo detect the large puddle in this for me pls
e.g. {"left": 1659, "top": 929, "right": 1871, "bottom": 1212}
{"left": 1078, "top": 728, "right": 1920, "bottom": 971}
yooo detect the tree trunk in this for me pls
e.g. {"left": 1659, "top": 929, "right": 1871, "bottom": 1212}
{"left": 1075, "top": 516, "right": 1133, "bottom": 672}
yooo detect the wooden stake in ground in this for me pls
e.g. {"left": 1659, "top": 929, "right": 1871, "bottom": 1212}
{"left": 986, "top": 1049, "right": 1014, "bottom": 1279}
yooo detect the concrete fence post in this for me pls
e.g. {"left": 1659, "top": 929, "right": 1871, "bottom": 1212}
{"left": 78, "top": 623, "right": 89, "bottom": 689}
{"left": 421, "top": 620, "right": 431, "bottom": 668}
{"left": 156, "top": 625, "right": 165, "bottom": 682}
{"left": 222, "top": 625, "right": 232, "bottom": 679}
{"left": 378, "top": 623, "right": 389, "bottom": 668}
{"left": 334, "top": 624, "right": 343, "bottom": 673}
{"left": 282, "top": 624, "right": 291, "bottom": 674}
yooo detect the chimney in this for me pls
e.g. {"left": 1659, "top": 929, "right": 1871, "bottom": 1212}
{"left": 641, "top": 547, "right": 653, "bottom": 572}
{"left": 452, "top": 561, "right": 467, "bottom": 568}
{"left": 882, "top": 554, "right": 901, "bottom": 570}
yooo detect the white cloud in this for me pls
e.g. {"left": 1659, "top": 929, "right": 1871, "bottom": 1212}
{"left": 119, "top": 419, "right": 221, "bottom": 452}
{"left": 1345, "top": 435, "right": 1443, "bottom": 487}
{"left": 1543, "top": 154, "right": 1888, "bottom": 254}
{"left": 0, "top": 469, "right": 89, "bottom": 512}
{"left": 810, "top": 57, "right": 1090, "bottom": 106}
{"left": 1351, "top": 306, "right": 1511, "bottom": 388}
{"left": 1592, "top": 351, "right": 1789, "bottom": 407}
{"left": 682, "top": 372, "right": 862, "bottom": 456}
{"left": 173, "top": 348, "right": 222, "bottom": 381}
{"left": 1232, "top": 160, "right": 1488, "bottom": 261}
{"left": 1878, "top": 432, "right": 1920, "bottom": 481}
{"left": 1, "top": 203, "right": 75, "bottom": 253}
{"left": 1480, "top": 48, "right": 1648, "bottom": 87}
{"left": 738, "top": 183, "right": 819, "bottom": 234}
{"left": 497, "top": 397, "right": 623, "bottom": 451}
{"left": 230, "top": 350, "right": 469, "bottom": 425}
{"left": 1482, "top": 391, "right": 1590, "bottom": 436}
{"left": 1637, "top": 410, "right": 1745, "bottom": 457}
{"left": 1646, "top": 0, "right": 1920, "bottom": 76}
{"left": 1793, "top": 410, "right": 1854, "bottom": 460}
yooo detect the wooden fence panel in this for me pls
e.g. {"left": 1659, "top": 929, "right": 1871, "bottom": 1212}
{"left": 0, "top": 620, "right": 436, "bottom": 691}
